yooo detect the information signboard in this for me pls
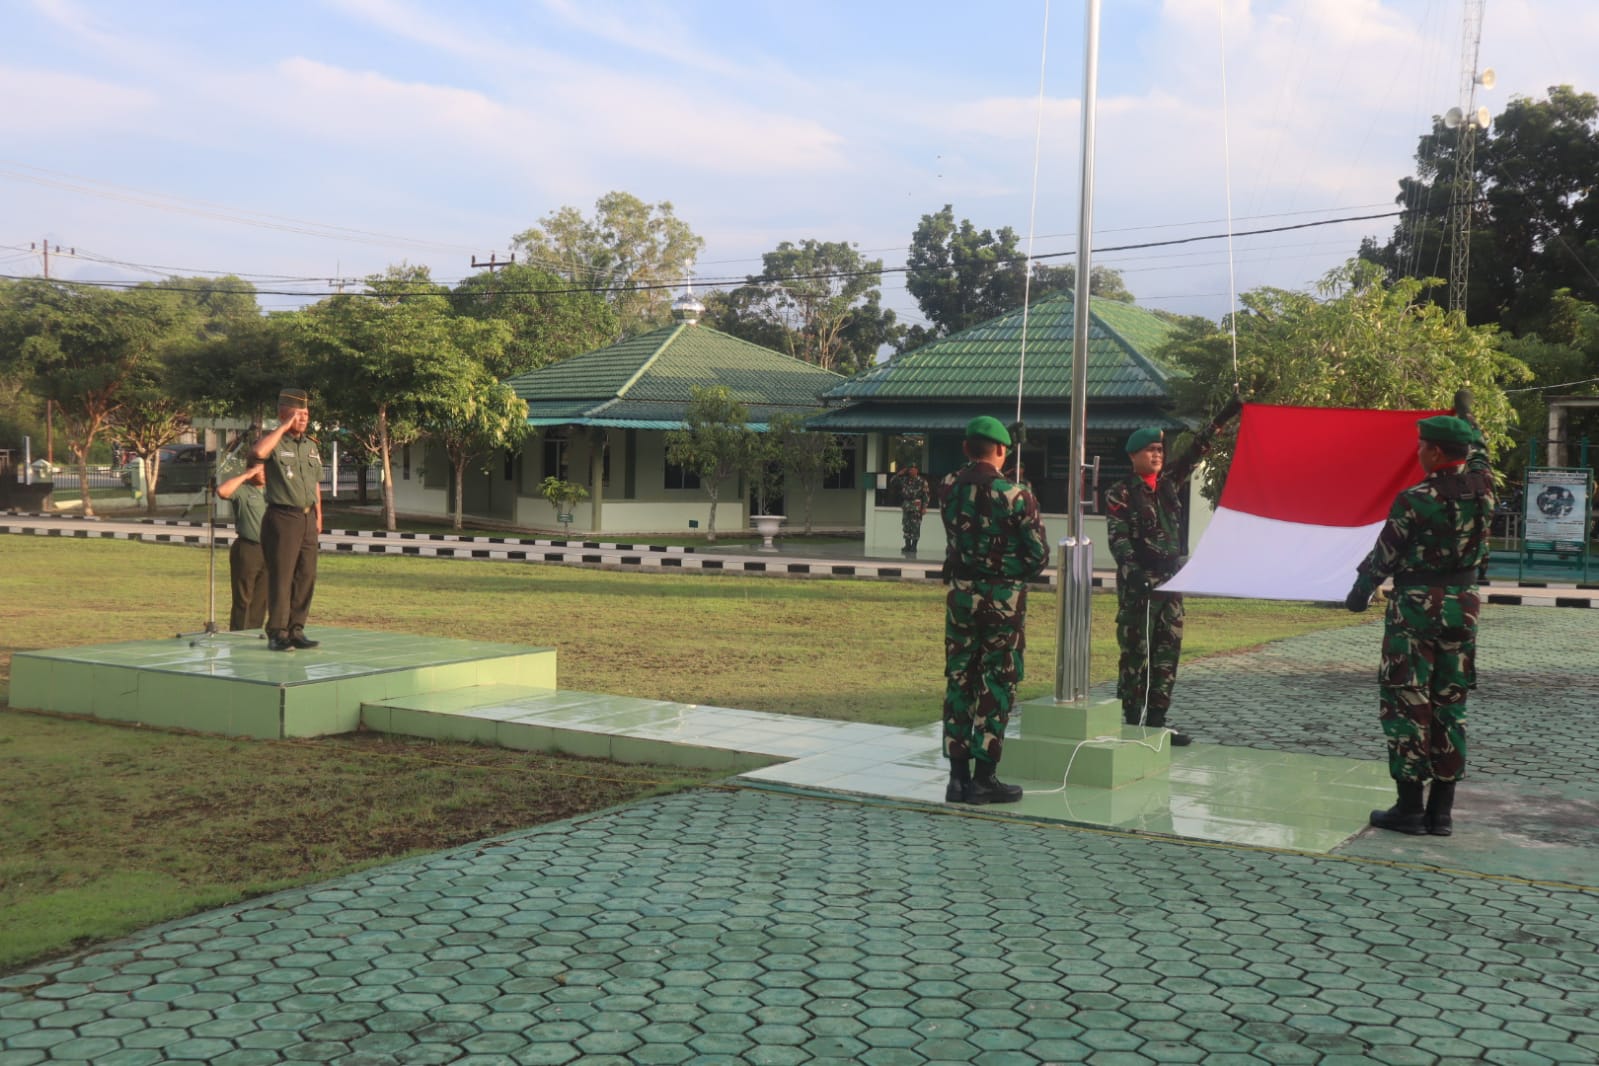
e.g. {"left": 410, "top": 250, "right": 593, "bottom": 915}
{"left": 1524, "top": 468, "right": 1591, "bottom": 551}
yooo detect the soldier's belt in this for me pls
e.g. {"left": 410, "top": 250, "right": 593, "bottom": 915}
{"left": 1392, "top": 567, "right": 1477, "bottom": 588}
{"left": 269, "top": 504, "right": 315, "bottom": 515}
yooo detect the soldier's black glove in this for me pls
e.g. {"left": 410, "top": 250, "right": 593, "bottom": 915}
{"left": 1008, "top": 420, "right": 1027, "bottom": 447}
{"left": 1454, "top": 388, "right": 1484, "bottom": 441}
{"left": 1124, "top": 571, "right": 1152, "bottom": 596}
{"left": 1344, "top": 585, "right": 1371, "bottom": 613}
{"left": 1214, "top": 393, "right": 1244, "bottom": 427}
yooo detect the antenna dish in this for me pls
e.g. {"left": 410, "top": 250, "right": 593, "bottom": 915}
{"left": 1475, "top": 106, "right": 1492, "bottom": 129}
{"left": 1444, "top": 107, "right": 1464, "bottom": 129}
{"left": 1477, "top": 68, "right": 1496, "bottom": 90}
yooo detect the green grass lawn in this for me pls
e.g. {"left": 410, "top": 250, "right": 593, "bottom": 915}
{"left": 0, "top": 535, "right": 1367, "bottom": 971}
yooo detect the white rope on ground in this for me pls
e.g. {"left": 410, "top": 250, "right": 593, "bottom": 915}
{"left": 1013, "top": 0, "right": 1051, "bottom": 481}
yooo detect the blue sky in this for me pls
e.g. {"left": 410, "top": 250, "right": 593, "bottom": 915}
{"left": 4, "top": 0, "right": 1596, "bottom": 328}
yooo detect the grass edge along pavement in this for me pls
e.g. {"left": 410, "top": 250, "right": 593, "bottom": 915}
{"left": 1, "top": 536, "right": 1367, "bottom": 971}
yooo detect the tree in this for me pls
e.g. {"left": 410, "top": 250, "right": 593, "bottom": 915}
{"left": 2, "top": 281, "right": 182, "bottom": 515}
{"left": 1161, "top": 260, "right": 1529, "bottom": 500}
{"left": 664, "top": 386, "right": 753, "bottom": 542}
{"left": 296, "top": 265, "right": 506, "bottom": 530}
{"left": 512, "top": 192, "right": 704, "bottom": 336}
{"left": 1498, "top": 290, "right": 1599, "bottom": 482}
{"left": 422, "top": 352, "right": 526, "bottom": 530}
{"left": 903, "top": 204, "right": 1132, "bottom": 350}
{"left": 703, "top": 240, "right": 902, "bottom": 374}
{"left": 768, "top": 412, "right": 845, "bottom": 534}
{"left": 1361, "top": 86, "right": 1599, "bottom": 332}
{"left": 451, "top": 262, "right": 617, "bottom": 378}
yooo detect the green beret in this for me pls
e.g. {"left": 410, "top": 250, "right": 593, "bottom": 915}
{"left": 965, "top": 415, "right": 1011, "bottom": 447}
{"left": 278, "top": 387, "right": 309, "bottom": 409}
{"left": 1125, "top": 427, "right": 1164, "bottom": 454}
{"left": 1417, "top": 415, "right": 1476, "bottom": 445}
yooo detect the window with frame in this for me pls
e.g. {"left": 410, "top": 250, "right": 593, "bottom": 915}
{"left": 822, "top": 437, "right": 858, "bottom": 490}
{"left": 664, "top": 459, "right": 701, "bottom": 490}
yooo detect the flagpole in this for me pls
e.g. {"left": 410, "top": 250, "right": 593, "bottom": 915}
{"left": 1054, "top": 0, "right": 1099, "bottom": 703}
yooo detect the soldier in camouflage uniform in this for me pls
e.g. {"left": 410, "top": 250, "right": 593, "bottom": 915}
{"left": 939, "top": 416, "right": 1051, "bottom": 804}
{"left": 1347, "top": 408, "right": 1494, "bottom": 837}
{"left": 895, "top": 463, "right": 931, "bottom": 554}
{"left": 1105, "top": 399, "right": 1242, "bottom": 745}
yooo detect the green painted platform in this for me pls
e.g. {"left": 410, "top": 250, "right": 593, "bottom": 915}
{"left": 7, "top": 627, "right": 556, "bottom": 739}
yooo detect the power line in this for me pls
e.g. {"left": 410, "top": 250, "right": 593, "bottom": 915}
{"left": 3, "top": 205, "right": 1436, "bottom": 301}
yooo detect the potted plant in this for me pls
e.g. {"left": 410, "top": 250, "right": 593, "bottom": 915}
{"left": 537, "top": 476, "right": 589, "bottom": 528}
{"left": 743, "top": 434, "right": 785, "bottom": 552}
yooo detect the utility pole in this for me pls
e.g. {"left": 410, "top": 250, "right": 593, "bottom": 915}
{"left": 471, "top": 252, "right": 515, "bottom": 299}
{"left": 30, "top": 237, "right": 75, "bottom": 279}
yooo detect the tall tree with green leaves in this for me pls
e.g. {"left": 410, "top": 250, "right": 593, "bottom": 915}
{"left": 451, "top": 262, "right": 617, "bottom": 378}
{"left": 664, "top": 386, "right": 753, "bottom": 542}
{"left": 1360, "top": 86, "right": 1599, "bottom": 332}
{"left": 703, "top": 240, "right": 902, "bottom": 374}
{"left": 423, "top": 352, "right": 526, "bottom": 530}
{"left": 512, "top": 192, "right": 704, "bottom": 336}
{"left": 1162, "top": 260, "right": 1529, "bottom": 501}
{"left": 768, "top": 412, "right": 845, "bottom": 534}
{"left": 296, "top": 265, "right": 508, "bottom": 530}
{"left": 903, "top": 204, "right": 1132, "bottom": 350}
{"left": 1, "top": 280, "right": 183, "bottom": 515}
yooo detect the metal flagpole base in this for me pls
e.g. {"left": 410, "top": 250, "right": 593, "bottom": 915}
{"left": 1053, "top": 535, "right": 1094, "bottom": 703}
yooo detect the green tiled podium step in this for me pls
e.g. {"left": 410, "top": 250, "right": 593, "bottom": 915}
{"left": 8, "top": 628, "right": 557, "bottom": 739}
{"left": 1003, "top": 697, "right": 1173, "bottom": 788}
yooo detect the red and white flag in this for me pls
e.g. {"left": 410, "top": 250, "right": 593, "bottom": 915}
{"left": 1161, "top": 403, "right": 1445, "bottom": 601}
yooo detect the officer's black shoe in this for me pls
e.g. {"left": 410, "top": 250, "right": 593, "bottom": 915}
{"left": 966, "top": 769, "right": 1023, "bottom": 805}
{"left": 945, "top": 756, "right": 971, "bottom": 804}
{"left": 267, "top": 633, "right": 295, "bottom": 652}
{"left": 1426, "top": 780, "right": 1456, "bottom": 836}
{"left": 1164, "top": 727, "right": 1193, "bottom": 747}
{"left": 288, "top": 631, "right": 320, "bottom": 650}
{"left": 1370, "top": 781, "right": 1427, "bottom": 834}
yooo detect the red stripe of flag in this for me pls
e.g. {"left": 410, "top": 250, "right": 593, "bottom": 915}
{"left": 1219, "top": 404, "right": 1446, "bottom": 527}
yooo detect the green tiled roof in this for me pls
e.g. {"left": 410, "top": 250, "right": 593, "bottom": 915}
{"left": 506, "top": 323, "right": 844, "bottom": 429}
{"left": 806, "top": 403, "right": 1186, "bottom": 434}
{"left": 822, "top": 293, "right": 1181, "bottom": 403}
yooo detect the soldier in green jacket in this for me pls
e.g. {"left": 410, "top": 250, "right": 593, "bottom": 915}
{"left": 938, "top": 416, "right": 1051, "bottom": 804}
{"left": 1347, "top": 406, "right": 1494, "bottom": 837}
{"left": 1105, "top": 398, "right": 1242, "bottom": 745}
{"left": 252, "top": 388, "right": 324, "bottom": 652}
{"left": 216, "top": 460, "right": 268, "bottom": 632}
{"left": 893, "top": 463, "right": 931, "bottom": 555}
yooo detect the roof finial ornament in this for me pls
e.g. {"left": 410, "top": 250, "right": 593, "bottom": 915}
{"left": 672, "top": 269, "right": 704, "bottom": 325}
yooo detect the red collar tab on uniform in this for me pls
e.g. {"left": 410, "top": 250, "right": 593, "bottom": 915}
{"left": 1432, "top": 458, "right": 1467, "bottom": 472}
{"left": 1139, "top": 472, "right": 1158, "bottom": 490}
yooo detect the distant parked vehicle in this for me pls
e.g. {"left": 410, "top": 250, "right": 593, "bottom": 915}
{"left": 30, "top": 459, "right": 62, "bottom": 479}
{"left": 121, "top": 444, "right": 213, "bottom": 494}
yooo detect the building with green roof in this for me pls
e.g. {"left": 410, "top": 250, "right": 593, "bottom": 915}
{"left": 393, "top": 308, "right": 857, "bottom": 534}
{"left": 810, "top": 292, "right": 1199, "bottom": 559}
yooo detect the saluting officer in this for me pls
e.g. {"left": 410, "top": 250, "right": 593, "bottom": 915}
{"left": 252, "top": 388, "right": 323, "bottom": 652}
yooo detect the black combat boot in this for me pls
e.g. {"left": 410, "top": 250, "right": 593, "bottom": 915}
{"left": 1426, "top": 780, "right": 1456, "bottom": 836}
{"left": 966, "top": 762, "right": 1023, "bottom": 805}
{"left": 945, "top": 756, "right": 971, "bottom": 803}
{"left": 1144, "top": 711, "right": 1193, "bottom": 747}
{"left": 1369, "top": 781, "right": 1427, "bottom": 834}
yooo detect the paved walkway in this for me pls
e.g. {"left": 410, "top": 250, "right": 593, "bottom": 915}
{"left": 4, "top": 610, "right": 1599, "bottom": 1064}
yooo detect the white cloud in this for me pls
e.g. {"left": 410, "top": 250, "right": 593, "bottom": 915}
{"left": 0, "top": 65, "right": 154, "bottom": 134}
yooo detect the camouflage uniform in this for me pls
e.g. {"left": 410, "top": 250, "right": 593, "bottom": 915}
{"left": 1351, "top": 435, "right": 1494, "bottom": 784}
{"left": 897, "top": 472, "right": 931, "bottom": 552}
{"left": 939, "top": 462, "right": 1050, "bottom": 769}
{"left": 1104, "top": 427, "right": 1218, "bottom": 727}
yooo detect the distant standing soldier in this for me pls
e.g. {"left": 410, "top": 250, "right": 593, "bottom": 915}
{"left": 1106, "top": 397, "right": 1242, "bottom": 745}
{"left": 252, "top": 388, "right": 323, "bottom": 652}
{"left": 1346, "top": 398, "right": 1494, "bottom": 837}
{"left": 216, "top": 460, "right": 269, "bottom": 632}
{"left": 939, "top": 416, "right": 1050, "bottom": 804}
{"left": 894, "top": 462, "right": 931, "bottom": 555}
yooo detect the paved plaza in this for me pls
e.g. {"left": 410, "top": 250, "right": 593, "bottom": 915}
{"left": 3, "top": 606, "right": 1599, "bottom": 1064}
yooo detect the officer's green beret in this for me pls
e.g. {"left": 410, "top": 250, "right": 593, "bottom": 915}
{"left": 278, "top": 387, "right": 309, "bottom": 410}
{"left": 1125, "top": 427, "right": 1164, "bottom": 454}
{"left": 965, "top": 415, "right": 1011, "bottom": 447}
{"left": 1417, "top": 415, "right": 1476, "bottom": 445}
